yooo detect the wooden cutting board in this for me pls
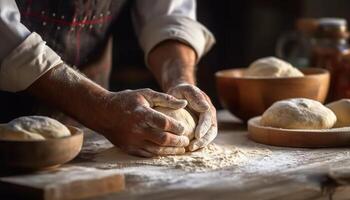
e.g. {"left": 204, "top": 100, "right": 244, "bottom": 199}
{"left": 0, "top": 166, "right": 125, "bottom": 200}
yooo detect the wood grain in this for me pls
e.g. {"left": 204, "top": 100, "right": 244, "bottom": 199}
{"left": 0, "top": 166, "right": 125, "bottom": 200}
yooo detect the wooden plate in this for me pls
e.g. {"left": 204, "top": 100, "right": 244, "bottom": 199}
{"left": 248, "top": 116, "right": 350, "bottom": 148}
{"left": 0, "top": 126, "right": 83, "bottom": 170}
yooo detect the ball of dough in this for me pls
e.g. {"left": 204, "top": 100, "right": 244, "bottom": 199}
{"left": 326, "top": 99, "right": 350, "bottom": 128}
{"left": 154, "top": 107, "right": 197, "bottom": 140}
{"left": 0, "top": 116, "right": 71, "bottom": 141}
{"left": 244, "top": 57, "right": 304, "bottom": 78}
{"left": 260, "top": 98, "right": 336, "bottom": 129}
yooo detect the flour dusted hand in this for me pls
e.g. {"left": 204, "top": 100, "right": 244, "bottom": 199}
{"left": 97, "top": 89, "right": 191, "bottom": 157}
{"left": 167, "top": 84, "right": 218, "bottom": 151}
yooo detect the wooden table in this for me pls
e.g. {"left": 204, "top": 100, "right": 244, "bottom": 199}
{"left": 3, "top": 110, "right": 350, "bottom": 199}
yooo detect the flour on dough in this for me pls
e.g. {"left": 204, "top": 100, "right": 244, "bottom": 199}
{"left": 0, "top": 116, "right": 71, "bottom": 141}
{"left": 154, "top": 107, "right": 197, "bottom": 140}
{"left": 244, "top": 57, "right": 304, "bottom": 78}
{"left": 260, "top": 98, "right": 336, "bottom": 129}
{"left": 327, "top": 99, "right": 350, "bottom": 127}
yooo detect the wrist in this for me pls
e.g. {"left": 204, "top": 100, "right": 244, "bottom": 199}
{"left": 148, "top": 40, "right": 197, "bottom": 92}
{"left": 165, "top": 79, "right": 194, "bottom": 92}
{"left": 160, "top": 58, "right": 196, "bottom": 92}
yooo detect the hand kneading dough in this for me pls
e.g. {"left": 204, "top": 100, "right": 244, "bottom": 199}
{"left": 260, "top": 98, "right": 336, "bottom": 129}
{"left": 326, "top": 99, "right": 350, "bottom": 127}
{"left": 0, "top": 116, "right": 71, "bottom": 141}
{"left": 154, "top": 107, "right": 197, "bottom": 140}
{"left": 244, "top": 57, "right": 304, "bottom": 78}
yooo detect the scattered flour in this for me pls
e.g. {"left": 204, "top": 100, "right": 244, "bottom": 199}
{"left": 93, "top": 143, "right": 263, "bottom": 172}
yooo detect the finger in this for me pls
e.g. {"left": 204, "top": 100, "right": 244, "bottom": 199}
{"left": 170, "top": 86, "right": 210, "bottom": 113}
{"left": 188, "top": 126, "right": 218, "bottom": 151}
{"left": 144, "top": 107, "right": 185, "bottom": 135}
{"left": 145, "top": 131, "right": 190, "bottom": 147}
{"left": 126, "top": 147, "right": 155, "bottom": 158}
{"left": 143, "top": 144, "right": 186, "bottom": 156}
{"left": 142, "top": 89, "right": 187, "bottom": 109}
{"left": 203, "top": 93, "right": 218, "bottom": 127}
{"left": 195, "top": 110, "right": 212, "bottom": 139}
{"left": 183, "top": 88, "right": 210, "bottom": 113}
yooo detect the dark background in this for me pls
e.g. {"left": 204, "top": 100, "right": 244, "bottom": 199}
{"left": 110, "top": 0, "right": 350, "bottom": 109}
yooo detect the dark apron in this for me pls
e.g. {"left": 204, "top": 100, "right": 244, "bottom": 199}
{"left": 0, "top": 0, "right": 128, "bottom": 122}
{"left": 17, "top": 0, "right": 127, "bottom": 67}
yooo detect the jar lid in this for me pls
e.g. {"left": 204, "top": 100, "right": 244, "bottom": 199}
{"left": 314, "top": 18, "right": 349, "bottom": 39}
{"left": 318, "top": 18, "right": 347, "bottom": 27}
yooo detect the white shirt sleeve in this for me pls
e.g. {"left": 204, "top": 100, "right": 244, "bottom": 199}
{"left": 132, "top": 0, "right": 215, "bottom": 64}
{"left": 0, "top": 0, "right": 30, "bottom": 61}
{"left": 0, "top": 0, "right": 63, "bottom": 92}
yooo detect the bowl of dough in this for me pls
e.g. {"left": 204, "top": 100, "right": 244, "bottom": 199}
{"left": 0, "top": 116, "right": 83, "bottom": 170}
{"left": 248, "top": 98, "right": 350, "bottom": 147}
{"left": 215, "top": 57, "right": 330, "bottom": 121}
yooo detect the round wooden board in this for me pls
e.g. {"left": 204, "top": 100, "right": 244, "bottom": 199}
{"left": 248, "top": 116, "right": 350, "bottom": 148}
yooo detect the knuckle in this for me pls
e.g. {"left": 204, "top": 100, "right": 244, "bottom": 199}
{"left": 158, "top": 133, "right": 170, "bottom": 145}
{"left": 159, "top": 117, "right": 170, "bottom": 130}
{"left": 142, "top": 88, "right": 153, "bottom": 93}
{"left": 164, "top": 94, "right": 174, "bottom": 101}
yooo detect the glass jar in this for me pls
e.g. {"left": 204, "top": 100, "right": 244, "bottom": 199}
{"left": 310, "top": 18, "right": 350, "bottom": 101}
{"left": 276, "top": 18, "right": 318, "bottom": 67}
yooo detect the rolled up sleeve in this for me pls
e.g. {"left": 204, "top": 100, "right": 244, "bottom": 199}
{"left": 132, "top": 0, "right": 215, "bottom": 63}
{"left": 0, "top": 0, "right": 63, "bottom": 92}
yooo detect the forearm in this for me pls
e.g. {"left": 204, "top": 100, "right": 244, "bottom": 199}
{"left": 26, "top": 64, "right": 109, "bottom": 130}
{"left": 148, "top": 40, "right": 197, "bottom": 91}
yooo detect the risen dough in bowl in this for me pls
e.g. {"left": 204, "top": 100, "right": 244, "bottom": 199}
{"left": 0, "top": 116, "right": 71, "bottom": 141}
{"left": 260, "top": 98, "right": 336, "bottom": 129}
{"left": 154, "top": 107, "right": 197, "bottom": 140}
{"left": 244, "top": 57, "right": 304, "bottom": 78}
{"left": 326, "top": 99, "right": 350, "bottom": 128}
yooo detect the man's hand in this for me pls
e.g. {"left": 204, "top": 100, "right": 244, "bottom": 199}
{"left": 98, "top": 89, "right": 190, "bottom": 157}
{"left": 167, "top": 84, "right": 217, "bottom": 151}
{"left": 27, "top": 64, "right": 191, "bottom": 157}
{"left": 148, "top": 40, "right": 217, "bottom": 152}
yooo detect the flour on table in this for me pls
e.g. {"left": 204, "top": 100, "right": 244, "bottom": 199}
{"left": 93, "top": 143, "right": 263, "bottom": 172}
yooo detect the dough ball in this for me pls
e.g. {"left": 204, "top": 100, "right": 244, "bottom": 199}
{"left": 0, "top": 116, "right": 71, "bottom": 141}
{"left": 260, "top": 98, "right": 336, "bottom": 129}
{"left": 244, "top": 57, "right": 304, "bottom": 78}
{"left": 326, "top": 99, "right": 350, "bottom": 127}
{"left": 154, "top": 107, "right": 197, "bottom": 140}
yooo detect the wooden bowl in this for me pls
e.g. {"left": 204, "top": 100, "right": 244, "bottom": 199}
{"left": 0, "top": 126, "right": 83, "bottom": 170}
{"left": 215, "top": 68, "right": 330, "bottom": 121}
{"left": 248, "top": 116, "right": 350, "bottom": 147}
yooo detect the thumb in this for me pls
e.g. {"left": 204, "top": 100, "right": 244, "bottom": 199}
{"left": 142, "top": 89, "right": 187, "bottom": 109}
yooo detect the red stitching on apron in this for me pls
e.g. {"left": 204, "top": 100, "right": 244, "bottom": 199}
{"left": 21, "top": 11, "right": 112, "bottom": 26}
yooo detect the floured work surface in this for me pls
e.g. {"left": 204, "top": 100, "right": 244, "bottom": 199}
{"left": 2, "top": 111, "right": 350, "bottom": 200}
{"left": 74, "top": 111, "right": 350, "bottom": 200}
